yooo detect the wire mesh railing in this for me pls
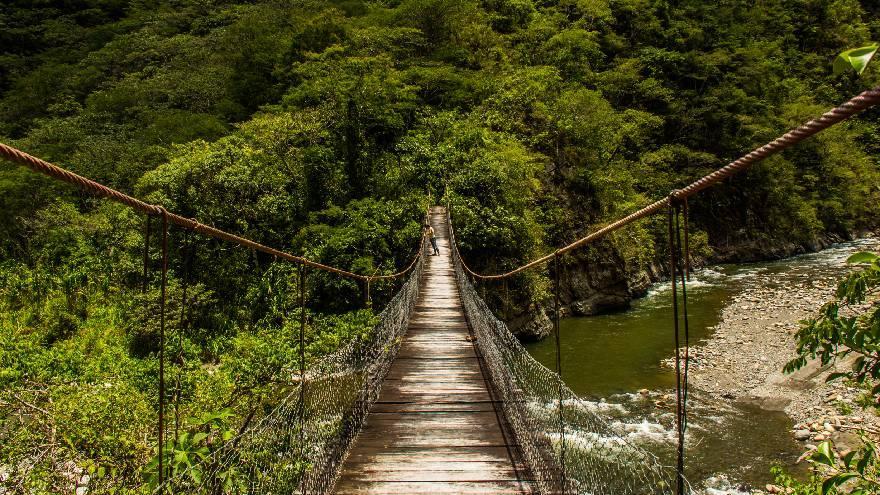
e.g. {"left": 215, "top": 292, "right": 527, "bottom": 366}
{"left": 447, "top": 210, "right": 678, "bottom": 495}
{"left": 150, "top": 244, "right": 425, "bottom": 494}
{"left": 0, "top": 142, "right": 430, "bottom": 494}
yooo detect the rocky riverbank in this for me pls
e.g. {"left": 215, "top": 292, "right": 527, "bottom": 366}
{"left": 510, "top": 232, "right": 855, "bottom": 342}
{"left": 679, "top": 240, "right": 880, "bottom": 454}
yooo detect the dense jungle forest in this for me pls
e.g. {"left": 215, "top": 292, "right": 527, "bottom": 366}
{"left": 1, "top": 0, "right": 879, "bottom": 492}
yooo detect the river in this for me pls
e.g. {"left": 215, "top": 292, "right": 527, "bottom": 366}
{"left": 525, "top": 238, "right": 878, "bottom": 493}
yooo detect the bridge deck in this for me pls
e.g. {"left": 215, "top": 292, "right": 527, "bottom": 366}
{"left": 333, "top": 207, "right": 535, "bottom": 494}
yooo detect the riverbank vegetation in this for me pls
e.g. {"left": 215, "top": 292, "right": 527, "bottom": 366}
{"left": 2, "top": 0, "right": 880, "bottom": 491}
{"left": 775, "top": 250, "right": 880, "bottom": 495}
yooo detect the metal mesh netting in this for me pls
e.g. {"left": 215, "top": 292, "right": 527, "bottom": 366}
{"left": 152, "top": 245, "right": 424, "bottom": 495}
{"left": 447, "top": 214, "right": 679, "bottom": 495}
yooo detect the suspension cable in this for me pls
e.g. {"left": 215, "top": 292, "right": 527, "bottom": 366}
{"left": 174, "top": 228, "right": 194, "bottom": 443}
{"left": 158, "top": 209, "right": 169, "bottom": 492}
{"left": 298, "top": 263, "right": 306, "bottom": 495}
{"left": 142, "top": 216, "right": 152, "bottom": 293}
{"left": 449, "top": 85, "right": 880, "bottom": 280}
{"left": 675, "top": 204, "right": 691, "bottom": 437}
{"left": 0, "top": 141, "right": 426, "bottom": 282}
{"left": 553, "top": 253, "right": 567, "bottom": 494}
{"left": 667, "top": 204, "right": 684, "bottom": 495}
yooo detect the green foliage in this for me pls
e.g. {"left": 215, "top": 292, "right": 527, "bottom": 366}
{"left": 771, "top": 465, "right": 822, "bottom": 495}
{"left": 834, "top": 44, "right": 879, "bottom": 75}
{"left": 771, "top": 438, "right": 880, "bottom": 495}
{"left": 811, "top": 439, "right": 880, "bottom": 494}
{"left": 782, "top": 253, "right": 880, "bottom": 494}
{"left": 784, "top": 252, "right": 880, "bottom": 397}
{"left": 145, "top": 409, "right": 237, "bottom": 489}
{"left": 3, "top": 0, "right": 880, "bottom": 490}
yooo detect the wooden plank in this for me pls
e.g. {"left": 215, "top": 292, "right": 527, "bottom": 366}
{"left": 344, "top": 446, "right": 516, "bottom": 462}
{"left": 334, "top": 480, "right": 537, "bottom": 494}
{"left": 384, "top": 359, "right": 482, "bottom": 373}
{"left": 376, "top": 391, "right": 494, "bottom": 403}
{"left": 363, "top": 412, "right": 503, "bottom": 428}
{"left": 348, "top": 436, "right": 509, "bottom": 449}
{"left": 385, "top": 366, "right": 482, "bottom": 377}
{"left": 379, "top": 383, "right": 489, "bottom": 394}
{"left": 370, "top": 402, "right": 499, "bottom": 413}
{"left": 383, "top": 375, "right": 482, "bottom": 382}
{"left": 341, "top": 460, "right": 522, "bottom": 473}
{"left": 338, "top": 467, "right": 526, "bottom": 482}
{"left": 397, "top": 348, "right": 477, "bottom": 359}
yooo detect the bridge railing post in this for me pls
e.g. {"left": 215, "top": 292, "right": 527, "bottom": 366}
{"left": 667, "top": 194, "right": 692, "bottom": 495}
{"left": 158, "top": 209, "right": 169, "bottom": 492}
{"left": 553, "top": 252, "right": 566, "bottom": 495}
{"left": 298, "top": 263, "right": 307, "bottom": 494}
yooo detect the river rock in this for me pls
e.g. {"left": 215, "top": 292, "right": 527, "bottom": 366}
{"left": 794, "top": 430, "right": 811, "bottom": 441}
{"left": 570, "top": 294, "right": 630, "bottom": 316}
{"left": 509, "top": 306, "right": 552, "bottom": 341}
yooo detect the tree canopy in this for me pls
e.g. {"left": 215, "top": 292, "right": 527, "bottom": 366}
{"left": 1, "top": 0, "right": 879, "bottom": 491}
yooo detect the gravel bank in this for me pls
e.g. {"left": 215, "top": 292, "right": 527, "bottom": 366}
{"left": 681, "top": 251, "right": 880, "bottom": 451}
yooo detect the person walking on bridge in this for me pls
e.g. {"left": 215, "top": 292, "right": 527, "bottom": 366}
{"left": 426, "top": 224, "right": 440, "bottom": 256}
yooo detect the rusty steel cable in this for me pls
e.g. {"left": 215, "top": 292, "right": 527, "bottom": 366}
{"left": 158, "top": 210, "right": 169, "bottom": 491}
{"left": 142, "top": 216, "right": 152, "bottom": 293}
{"left": 676, "top": 205, "right": 691, "bottom": 437}
{"left": 298, "top": 264, "right": 306, "bottom": 495}
{"left": 553, "top": 253, "right": 566, "bottom": 494}
{"left": 667, "top": 205, "right": 684, "bottom": 495}
{"left": 451, "top": 85, "right": 880, "bottom": 280}
{"left": 173, "top": 228, "right": 194, "bottom": 443}
{"left": 682, "top": 198, "right": 691, "bottom": 281}
{"left": 0, "top": 141, "right": 430, "bottom": 282}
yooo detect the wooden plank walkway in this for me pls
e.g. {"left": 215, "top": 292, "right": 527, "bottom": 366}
{"left": 333, "top": 207, "right": 535, "bottom": 495}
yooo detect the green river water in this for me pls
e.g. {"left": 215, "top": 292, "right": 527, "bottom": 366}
{"left": 525, "top": 239, "right": 878, "bottom": 493}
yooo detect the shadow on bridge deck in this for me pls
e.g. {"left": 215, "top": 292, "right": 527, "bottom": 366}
{"left": 333, "top": 207, "right": 536, "bottom": 494}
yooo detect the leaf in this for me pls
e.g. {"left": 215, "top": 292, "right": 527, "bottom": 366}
{"left": 852, "top": 356, "right": 866, "bottom": 373}
{"left": 834, "top": 45, "right": 880, "bottom": 75}
{"left": 847, "top": 252, "right": 880, "bottom": 264}
{"left": 822, "top": 476, "right": 836, "bottom": 495}
{"left": 823, "top": 473, "right": 859, "bottom": 495}
{"left": 192, "top": 432, "right": 208, "bottom": 445}
{"left": 814, "top": 441, "right": 836, "bottom": 466}
{"left": 826, "top": 372, "right": 849, "bottom": 383}
{"left": 857, "top": 449, "right": 871, "bottom": 473}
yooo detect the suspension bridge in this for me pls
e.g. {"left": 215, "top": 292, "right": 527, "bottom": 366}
{"left": 1, "top": 85, "right": 879, "bottom": 495}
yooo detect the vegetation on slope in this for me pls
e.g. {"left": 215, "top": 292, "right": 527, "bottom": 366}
{"left": 1, "top": 0, "right": 879, "bottom": 490}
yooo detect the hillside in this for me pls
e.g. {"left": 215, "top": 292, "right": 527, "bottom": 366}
{"left": 1, "top": 0, "right": 879, "bottom": 491}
